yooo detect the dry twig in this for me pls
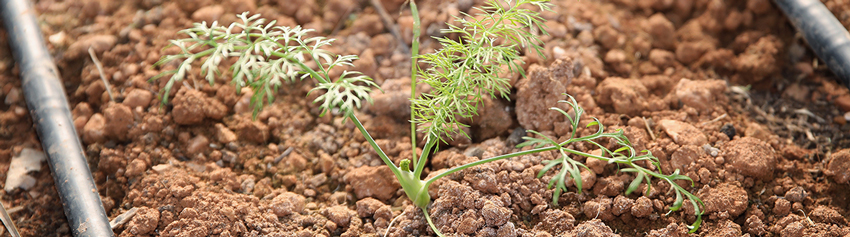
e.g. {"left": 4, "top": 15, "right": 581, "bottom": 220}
{"left": 370, "top": 0, "right": 409, "bottom": 52}
{"left": 88, "top": 47, "right": 114, "bottom": 102}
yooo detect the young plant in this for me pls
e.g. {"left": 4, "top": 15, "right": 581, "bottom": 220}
{"left": 153, "top": 13, "right": 376, "bottom": 118}
{"left": 155, "top": 1, "right": 705, "bottom": 235}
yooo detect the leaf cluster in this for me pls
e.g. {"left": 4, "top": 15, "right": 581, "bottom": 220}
{"left": 518, "top": 94, "right": 705, "bottom": 232}
{"left": 413, "top": 0, "right": 550, "bottom": 141}
{"left": 153, "top": 12, "right": 377, "bottom": 118}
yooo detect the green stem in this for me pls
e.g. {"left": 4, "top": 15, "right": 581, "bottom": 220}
{"left": 349, "top": 113, "right": 400, "bottom": 174}
{"left": 268, "top": 51, "right": 329, "bottom": 84}
{"left": 413, "top": 137, "right": 436, "bottom": 179}
{"left": 424, "top": 146, "right": 557, "bottom": 187}
{"left": 409, "top": 0, "right": 421, "bottom": 168}
{"left": 421, "top": 207, "right": 444, "bottom": 237}
{"left": 352, "top": 107, "right": 430, "bottom": 208}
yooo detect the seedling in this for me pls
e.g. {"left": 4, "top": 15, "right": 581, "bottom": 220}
{"left": 155, "top": 0, "right": 704, "bottom": 235}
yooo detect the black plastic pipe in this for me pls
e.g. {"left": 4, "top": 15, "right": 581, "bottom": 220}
{"left": 1, "top": 0, "right": 114, "bottom": 236}
{"left": 775, "top": 0, "right": 850, "bottom": 86}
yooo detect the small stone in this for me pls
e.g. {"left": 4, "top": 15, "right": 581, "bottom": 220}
{"left": 214, "top": 123, "right": 237, "bottom": 144}
{"left": 647, "top": 13, "right": 675, "bottom": 49}
{"left": 325, "top": 205, "right": 353, "bottom": 227}
{"left": 676, "top": 41, "right": 712, "bottom": 64}
{"left": 104, "top": 103, "right": 134, "bottom": 141}
{"left": 73, "top": 102, "right": 94, "bottom": 119}
{"left": 720, "top": 123, "right": 736, "bottom": 140}
{"left": 355, "top": 198, "right": 386, "bottom": 218}
{"left": 782, "top": 83, "right": 809, "bottom": 102}
{"left": 745, "top": 215, "right": 767, "bottom": 236}
{"left": 670, "top": 145, "right": 702, "bottom": 171}
{"left": 569, "top": 219, "right": 618, "bottom": 236}
{"left": 698, "top": 182, "right": 748, "bottom": 217}
{"left": 126, "top": 207, "right": 159, "bottom": 235}
{"left": 826, "top": 149, "right": 850, "bottom": 184}
{"left": 271, "top": 192, "right": 305, "bottom": 217}
{"left": 235, "top": 120, "right": 269, "bottom": 143}
{"left": 649, "top": 49, "right": 676, "bottom": 68}
{"left": 586, "top": 151, "right": 606, "bottom": 174}
{"left": 674, "top": 79, "right": 727, "bottom": 112}
{"left": 631, "top": 196, "right": 653, "bottom": 218}
{"left": 151, "top": 164, "right": 173, "bottom": 173}
{"left": 4, "top": 88, "right": 20, "bottom": 105}
{"left": 124, "top": 159, "right": 147, "bottom": 178}
{"left": 65, "top": 35, "right": 117, "bottom": 59}
{"left": 481, "top": 201, "right": 511, "bottom": 226}
{"left": 659, "top": 119, "right": 708, "bottom": 146}
{"left": 774, "top": 198, "right": 791, "bottom": 216}
{"left": 780, "top": 221, "right": 804, "bottom": 237}
{"left": 611, "top": 195, "right": 634, "bottom": 216}
{"left": 186, "top": 135, "right": 209, "bottom": 157}
{"left": 809, "top": 206, "right": 847, "bottom": 225}
{"left": 83, "top": 113, "right": 107, "bottom": 144}
{"left": 124, "top": 89, "right": 153, "bottom": 109}
{"left": 497, "top": 222, "right": 517, "bottom": 237}
{"left": 744, "top": 122, "right": 772, "bottom": 142}
{"left": 343, "top": 166, "right": 400, "bottom": 202}
{"left": 604, "top": 49, "right": 627, "bottom": 64}
{"left": 583, "top": 197, "right": 614, "bottom": 221}
{"left": 596, "top": 78, "right": 650, "bottom": 116}
{"left": 349, "top": 14, "right": 383, "bottom": 36}
{"left": 784, "top": 187, "right": 807, "bottom": 203}
{"left": 191, "top": 5, "right": 224, "bottom": 23}
{"left": 172, "top": 88, "right": 207, "bottom": 125}
{"left": 721, "top": 137, "right": 776, "bottom": 181}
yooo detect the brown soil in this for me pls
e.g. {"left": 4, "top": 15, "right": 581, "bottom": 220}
{"left": 2, "top": 0, "right": 850, "bottom": 236}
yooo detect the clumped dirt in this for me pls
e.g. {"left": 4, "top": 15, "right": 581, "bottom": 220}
{"left": 2, "top": 0, "right": 850, "bottom": 236}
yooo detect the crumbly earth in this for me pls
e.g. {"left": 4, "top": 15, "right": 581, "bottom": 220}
{"left": 2, "top": 0, "right": 850, "bottom": 236}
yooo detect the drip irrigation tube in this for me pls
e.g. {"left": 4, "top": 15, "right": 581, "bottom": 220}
{"left": 1, "top": 0, "right": 114, "bottom": 236}
{"left": 775, "top": 0, "right": 850, "bottom": 86}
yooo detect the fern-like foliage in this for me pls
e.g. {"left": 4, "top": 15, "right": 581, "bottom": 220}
{"left": 518, "top": 94, "right": 705, "bottom": 231}
{"left": 413, "top": 0, "right": 550, "bottom": 140}
{"left": 154, "top": 12, "right": 377, "bottom": 118}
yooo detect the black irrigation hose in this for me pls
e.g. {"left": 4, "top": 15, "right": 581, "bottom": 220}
{"left": 775, "top": 0, "right": 850, "bottom": 86}
{"left": 1, "top": 0, "right": 113, "bottom": 236}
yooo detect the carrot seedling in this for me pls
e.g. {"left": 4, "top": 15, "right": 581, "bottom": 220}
{"left": 155, "top": 1, "right": 704, "bottom": 235}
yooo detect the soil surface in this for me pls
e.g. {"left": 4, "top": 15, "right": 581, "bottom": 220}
{"left": 2, "top": 0, "right": 850, "bottom": 236}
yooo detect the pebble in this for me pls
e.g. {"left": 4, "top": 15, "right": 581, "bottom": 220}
{"left": 124, "top": 89, "right": 153, "bottom": 109}
{"left": 191, "top": 5, "right": 225, "bottom": 23}
{"left": 702, "top": 144, "right": 720, "bottom": 157}
{"left": 82, "top": 113, "right": 107, "bottom": 144}
{"left": 4, "top": 88, "right": 20, "bottom": 105}
{"left": 659, "top": 119, "right": 708, "bottom": 146}
{"left": 720, "top": 123, "right": 736, "bottom": 140}
{"left": 65, "top": 35, "right": 117, "bottom": 59}
{"left": 186, "top": 135, "right": 210, "bottom": 156}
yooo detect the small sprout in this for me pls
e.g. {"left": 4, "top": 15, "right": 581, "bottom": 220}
{"left": 400, "top": 159, "right": 411, "bottom": 172}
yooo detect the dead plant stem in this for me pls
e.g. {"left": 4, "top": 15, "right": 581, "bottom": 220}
{"left": 88, "top": 47, "right": 114, "bottom": 102}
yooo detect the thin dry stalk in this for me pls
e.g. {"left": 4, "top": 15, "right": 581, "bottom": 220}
{"left": 88, "top": 47, "right": 115, "bottom": 102}
{"left": 369, "top": 0, "right": 409, "bottom": 52}
{"left": 643, "top": 117, "right": 656, "bottom": 140}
